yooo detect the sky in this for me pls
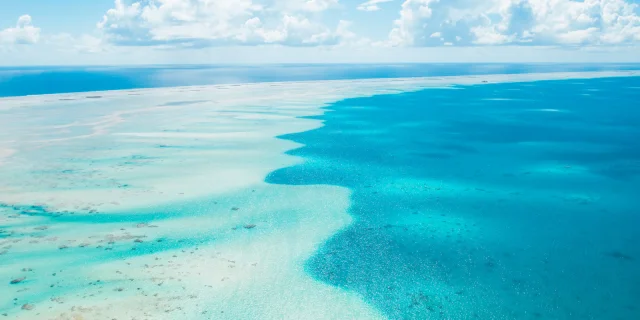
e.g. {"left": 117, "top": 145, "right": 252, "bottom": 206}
{"left": 0, "top": 0, "right": 639, "bottom": 65}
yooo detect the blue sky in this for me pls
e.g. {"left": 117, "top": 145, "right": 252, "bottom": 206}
{"left": 1, "top": 0, "right": 639, "bottom": 65}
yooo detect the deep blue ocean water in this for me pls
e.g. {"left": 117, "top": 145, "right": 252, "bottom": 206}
{"left": 267, "top": 76, "right": 640, "bottom": 319}
{"left": 2, "top": 63, "right": 640, "bottom": 97}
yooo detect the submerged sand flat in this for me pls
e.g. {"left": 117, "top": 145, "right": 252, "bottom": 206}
{"left": 0, "top": 71, "right": 638, "bottom": 320}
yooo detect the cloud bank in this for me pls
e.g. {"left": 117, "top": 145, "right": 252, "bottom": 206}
{"left": 2, "top": 0, "right": 639, "bottom": 63}
{"left": 389, "top": 0, "right": 640, "bottom": 46}
{"left": 0, "top": 15, "right": 41, "bottom": 45}
{"left": 97, "top": 0, "right": 351, "bottom": 47}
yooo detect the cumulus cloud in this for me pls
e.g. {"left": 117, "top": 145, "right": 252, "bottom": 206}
{"left": 0, "top": 15, "right": 41, "bottom": 45}
{"left": 97, "top": 0, "right": 348, "bottom": 47}
{"left": 281, "top": 0, "right": 339, "bottom": 12}
{"left": 357, "top": 0, "right": 394, "bottom": 12}
{"left": 389, "top": 0, "right": 640, "bottom": 46}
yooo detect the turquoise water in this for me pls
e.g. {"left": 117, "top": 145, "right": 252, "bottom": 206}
{"left": 2, "top": 71, "right": 639, "bottom": 318}
{"left": 267, "top": 77, "right": 640, "bottom": 319}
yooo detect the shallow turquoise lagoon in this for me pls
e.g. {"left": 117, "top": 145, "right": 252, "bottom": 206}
{"left": 267, "top": 77, "right": 640, "bottom": 319}
{"left": 1, "top": 73, "right": 639, "bottom": 319}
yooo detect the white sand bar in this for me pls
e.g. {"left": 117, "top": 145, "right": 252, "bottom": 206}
{"left": 0, "top": 71, "right": 638, "bottom": 319}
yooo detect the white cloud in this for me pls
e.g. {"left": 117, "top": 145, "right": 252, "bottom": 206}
{"left": 357, "top": 0, "right": 393, "bottom": 12}
{"left": 389, "top": 0, "right": 640, "bottom": 46}
{"left": 0, "top": 15, "right": 41, "bottom": 45}
{"left": 97, "top": 0, "right": 346, "bottom": 47}
{"left": 332, "top": 20, "right": 375, "bottom": 47}
{"left": 236, "top": 14, "right": 343, "bottom": 46}
{"left": 283, "top": 0, "right": 339, "bottom": 12}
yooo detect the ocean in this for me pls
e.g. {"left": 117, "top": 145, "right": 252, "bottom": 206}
{"left": 0, "top": 65, "right": 639, "bottom": 319}
{"left": 268, "top": 75, "right": 640, "bottom": 319}
{"left": 2, "top": 63, "right": 640, "bottom": 97}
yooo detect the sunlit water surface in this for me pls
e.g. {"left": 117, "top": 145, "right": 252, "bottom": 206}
{"left": 268, "top": 76, "right": 640, "bottom": 319}
{"left": 0, "top": 68, "right": 639, "bottom": 319}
